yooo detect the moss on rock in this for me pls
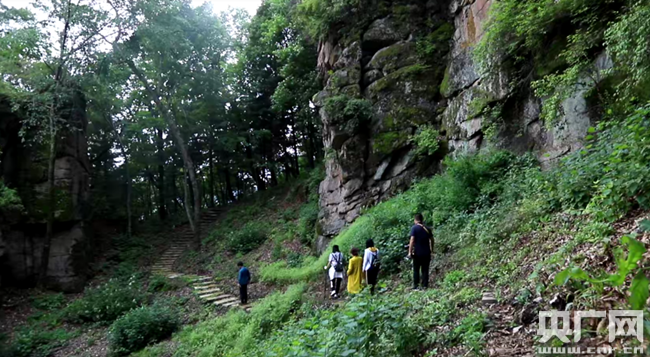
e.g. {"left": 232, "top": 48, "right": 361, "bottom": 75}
{"left": 373, "top": 131, "right": 410, "bottom": 155}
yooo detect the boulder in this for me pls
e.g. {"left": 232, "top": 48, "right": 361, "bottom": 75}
{"left": 363, "top": 16, "right": 410, "bottom": 49}
{"left": 367, "top": 42, "right": 418, "bottom": 76}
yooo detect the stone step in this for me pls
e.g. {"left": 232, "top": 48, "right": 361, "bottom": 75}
{"left": 213, "top": 297, "right": 238, "bottom": 305}
{"left": 222, "top": 301, "right": 240, "bottom": 307}
{"left": 482, "top": 292, "right": 497, "bottom": 305}
{"left": 201, "top": 294, "right": 230, "bottom": 302}
{"left": 194, "top": 284, "right": 219, "bottom": 290}
{"left": 197, "top": 288, "right": 221, "bottom": 296}
{"left": 190, "top": 276, "right": 212, "bottom": 283}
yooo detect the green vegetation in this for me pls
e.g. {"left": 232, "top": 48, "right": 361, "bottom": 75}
{"left": 411, "top": 125, "right": 440, "bottom": 157}
{"left": 1, "top": 327, "right": 75, "bottom": 357}
{"left": 63, "top": 277, "right": 149, "bottom": 324}
{"left": 416, "top": 22, "right": 455, "bottom": 62}
{"left": 180, "top": 167, "right": 323, "bottom": 279}
{"left": 4, "top": 0, "right": 650, "bottom": 355}
{"left": 263, "top": 150, "right": 535, "bottom": 282}
{"left": 0, "top": 180, "right": 23, "bottom": 212}
{"left": 136, "top": 284, "right": 306, "bottom": 357}
{"left": 296, "top": 0, "right": 362, "bottom": 40}
{"left": 556, "top": 234, "right": 648, "bottom": 309}
{"left": 108, "top": 304, "right": 180, "bottom": 355}
{"left": 323, "top": 94, "right": 373, "bottom": 131}
{"left": 254, "top": 96, "right": 650, "bottom": 351}
{"left": 147, "top": 275, "right": 186, "bottom": 293}
{"left": 373, "top": 131, "right": 410, "bottom": 155}
{"left": 1, "top": 292, "right": 74, "bottom": 357}
{"left": 226, "top": 222, "right": 268, "bottom": 254}
{"left": 475, "top": 0, "right": 650, "bottom": 122}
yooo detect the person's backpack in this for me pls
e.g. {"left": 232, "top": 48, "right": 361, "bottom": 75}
{"left": 333, "top": 252, "right": 344, "bottom": 273}
{"left": 370, "top": 250, "right": 380, "bottom": 269}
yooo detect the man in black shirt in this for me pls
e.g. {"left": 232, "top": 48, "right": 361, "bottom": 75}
{"left": 408, "top": 213, "right": 433, "bottom": 290}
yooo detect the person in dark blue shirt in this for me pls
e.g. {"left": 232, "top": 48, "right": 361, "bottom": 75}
{"left": 408, "top": 213, "right": 433, "bottom": 290}
{"left": 237, "top": 261, "right": 251, "bottom": 304}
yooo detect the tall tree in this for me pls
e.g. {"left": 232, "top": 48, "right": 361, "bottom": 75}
{"left": 108, "top": 0, "right": 233, "bottom": 244}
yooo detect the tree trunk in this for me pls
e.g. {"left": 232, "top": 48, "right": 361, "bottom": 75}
{"left": 108, "top": 115, "right": 132, "bottom": 237}
{"left": 290, "top": 114, "right": 300, "bottom": 176}
{"left": 124, "top": 156, "right": 132, "bottom": 237}
{"left": 270, "top": 166, "right": 278, "bottom": 186}
{"left": 224, "top": 167, "right": 234, "bottom": 202}
{"left": 208, "top": 146, "right": 215, "bottom": 207}
{"left": 127, "top": 60, "right": 201, "bottom": 246}
{"left": 171, "top": 167, "right": 178, "bottom": 214}
{"left": 182, "top": 172, "right": 195, "bottom": 233}
{"left": 156, "top": 128, "right": 167, "bottom": 220}
{"left": 245, "top": 143, "right": 265, "bottom": 191}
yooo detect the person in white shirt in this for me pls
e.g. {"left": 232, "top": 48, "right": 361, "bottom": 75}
{"left": 362, "top": 239, "right": 380, "bottom": 294}
{"left": 324, "top": 245, "right": 344, "bottom": 299}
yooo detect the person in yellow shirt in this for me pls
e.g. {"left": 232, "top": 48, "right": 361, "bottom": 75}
{"left": 347, "top": 247, "right": 363, "bottom": 294}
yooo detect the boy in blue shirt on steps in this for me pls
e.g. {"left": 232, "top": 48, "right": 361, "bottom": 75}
{"left": 237, "top": 261, "right": 251, "bottom": 305}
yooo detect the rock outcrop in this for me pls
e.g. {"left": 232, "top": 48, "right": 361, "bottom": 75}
{"left": 315, "top": 0, "right": 607, "bottom": 247}
{"left": 0, "top": 94, "right": 91, "bottom": 292}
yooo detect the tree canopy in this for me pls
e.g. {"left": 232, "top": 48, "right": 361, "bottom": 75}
{"left": 0, "top": 0, "right": 323, "bottom": 236}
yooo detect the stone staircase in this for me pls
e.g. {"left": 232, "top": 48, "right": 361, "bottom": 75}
{"left": 190, "top": 276, "right": 251, "bottom": 312}
{"left": 150, "top": 208, "right": 250, "bottom": 311}
{"left": 151, "top": 208, "right": 223, "bottom": 275}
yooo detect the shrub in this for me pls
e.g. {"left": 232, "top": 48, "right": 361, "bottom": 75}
{"left": 30, "top": 293, "right": 65, "bottom": 311}
{"left": 411, "top": 125, "right": 440, "bottom": 157}
{"left": 2, "top": 328, "right": 74, "bottom": 357}
{"left": 0, "top": 181, "right": 23, "bottom": 213}
{"left": 298, "top": 201, "right": 319, "bottom": 243}
{"left": 323, "top": 95, "right": 372, "bottom": 134}
{"left": 108, "top": 304, "right": 180, "bottom": 355}
{"left": 147, "top": 275, "right": 184, "bottom": 292}
{"left": 256, "top": 290, "right": 425, "bottom": 357}
{"left": 227, "top": 222, "right": 268, "bottom": 253}
{"left": 64, "top": 277, "right": 148, "bottom": 324}
{"left": 262, "top": 150, "right": 534, "bottom": 282}
{"left": 296, "top": 0, "right": 362, "bottom": 40}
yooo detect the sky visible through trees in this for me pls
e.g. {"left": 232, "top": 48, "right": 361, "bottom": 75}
{"left": 0, "top": 0, "right": 321, "bottom": 242}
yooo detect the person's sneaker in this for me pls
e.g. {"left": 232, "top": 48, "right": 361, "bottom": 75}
{"left": 412, "top": 287, "right": 421, "bottom": 291}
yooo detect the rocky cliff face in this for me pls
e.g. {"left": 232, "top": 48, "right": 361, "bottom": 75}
{"left": 315, "top": 0, "right": 607, "bottom": 247}
{"left": 0, "top": 95, "right": 91, "bottom": 292}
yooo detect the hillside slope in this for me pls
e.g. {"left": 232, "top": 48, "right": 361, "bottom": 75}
{"left": 134, "top": 99, "right": 650, "bottom": 356}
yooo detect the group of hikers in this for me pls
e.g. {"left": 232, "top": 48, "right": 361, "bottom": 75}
{"left": 325, "top": 213, "right": 433, "bottom": 298}
{"left": 236, "top": 213, "right": 433, "bottom": 304}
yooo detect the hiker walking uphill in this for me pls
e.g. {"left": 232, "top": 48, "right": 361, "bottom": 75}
{"left": 347, "top": 247, "right": 363, "bottom": 294}
{"left": 325, "top": 245, "right": 344, "bottom": 299}
{"left": 409, "top": 213, "right": 434, "bottom": 290}
{"left": 237, "top": 262, "right": 251, "bottom": 305}
{"left": 363, "top": 239, "right": 380, "bottom": 294}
